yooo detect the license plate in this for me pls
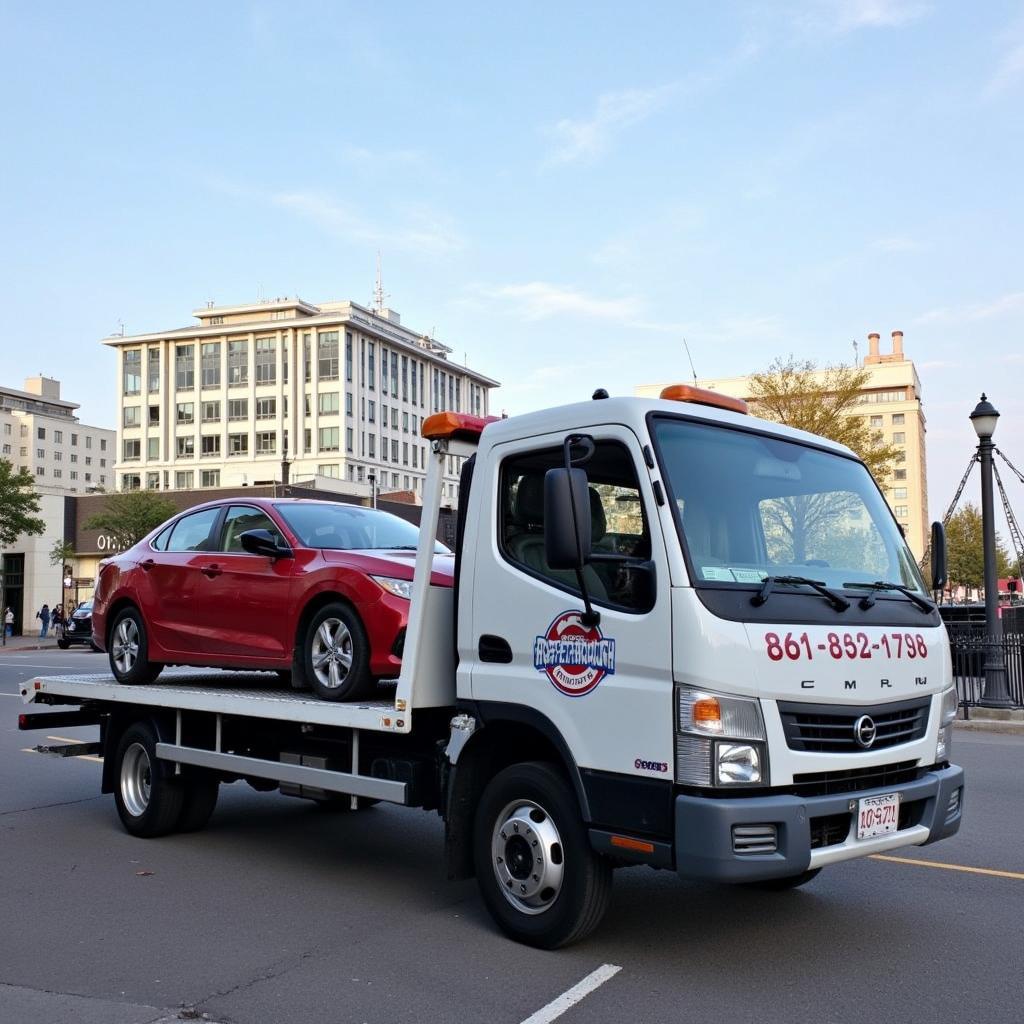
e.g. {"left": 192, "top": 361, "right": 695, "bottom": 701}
{"left": 857, "top": 793, "right": 901, "bottom": 840}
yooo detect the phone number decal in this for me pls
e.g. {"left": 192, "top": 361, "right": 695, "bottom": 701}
{"left": 764, "top": 631, "right": 929, "bottom": 662}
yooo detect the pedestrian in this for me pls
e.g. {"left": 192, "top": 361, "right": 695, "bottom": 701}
{"left": 37, "top": 603, "right": 50, "bottom": 638}
{"left": 52, "top": 605, "right": 64, "bottom": 635}
{"left": 4, "top": 607, "right": 13, "bottom": 637}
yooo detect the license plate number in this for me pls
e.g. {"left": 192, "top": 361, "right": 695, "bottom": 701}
{"left": 857, "top": 793, "right": 900, "bottom": 840}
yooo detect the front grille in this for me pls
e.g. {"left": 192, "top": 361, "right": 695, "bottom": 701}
{"left": 810, "top": 812, "right": 850, "bottom": 848}
{"left": 733, "top": 824, "right": 778, "bottom": 854}
{"left": 779, "top": 697, "right": 929, "bottom": 753}
{"left": 791, "top": 760, "right": 921, "bottom": 797}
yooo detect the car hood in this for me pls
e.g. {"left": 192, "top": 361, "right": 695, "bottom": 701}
{"left": 320, "top": 548, "right": 455, "bottom": 586}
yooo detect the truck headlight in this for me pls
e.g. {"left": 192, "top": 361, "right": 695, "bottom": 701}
{"left": 676, "top": 686, "right": 766, "bottom": 787}
{"left": 940, "top": 686, "right": 958, "bottom": 726}
{"left": 371, "top": 576, "right": 413, "bottom": 600}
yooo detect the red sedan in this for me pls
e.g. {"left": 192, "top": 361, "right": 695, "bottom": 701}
{"left": 91, "top": 498, "right": 453, "bottom": 701}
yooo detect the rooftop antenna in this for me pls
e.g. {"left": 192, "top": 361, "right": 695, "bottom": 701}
{"left": 852, "top": 339, "right": 859, "bottom": 366}
{"left": 682, "top": 337, "right": 698, "bottom": 385}
{"left": 373, "top": 251, "right": 389, "bottom": 312}
{"left": 116, "top": 319, "right": 125, "bottom": 337}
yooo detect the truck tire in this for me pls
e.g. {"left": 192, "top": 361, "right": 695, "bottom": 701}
{"left": 113, "top": 722, "right": 183, "bottom": 838}
{"left": 177, "top": 777, "right": 220, "bottom": 832}
{"left": 741, "top": 868, "right": 821, "bottom": 891}
{"left": 473, "top": 761, "right": 612, "bottom": 949}
{"left": 302, "top": 602, "right": 373, "bottom": 702}
{"left": 108, "top": 607, "right": 163, "bottom": 686}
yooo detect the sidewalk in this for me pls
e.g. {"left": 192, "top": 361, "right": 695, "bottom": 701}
{"left": 0, "top": 635, "right": 61, "bottom": 654}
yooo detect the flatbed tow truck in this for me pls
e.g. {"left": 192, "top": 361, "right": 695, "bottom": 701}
{"left": 19, "top": 387, "right": 964, "bottom": 947}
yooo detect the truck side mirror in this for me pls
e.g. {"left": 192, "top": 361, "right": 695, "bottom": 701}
{"left": 930, "top": 521, "right": 947, "bottom": 592}
{"left": 543, "top": 467, "right": 592, "bottom": 570}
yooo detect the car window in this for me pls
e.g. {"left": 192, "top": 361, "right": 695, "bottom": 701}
{"left": 165, "top": 507, "right": 221, "bottom": 552}
{"left": 221, "top": 505, "right": 285, "bottom": 552}
{"left": 151, "top": 523, "right": 173, "bottom": 550}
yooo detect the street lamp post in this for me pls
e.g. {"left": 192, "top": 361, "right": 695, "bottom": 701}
{"left": 367, "top": 473, "right": 377, "bottom": 510}
{"left": 971, "top": 394, "right": 1014, "bottom": 708}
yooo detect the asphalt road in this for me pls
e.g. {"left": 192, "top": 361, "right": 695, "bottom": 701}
{"left": 2, "top": 650, "right": 1023, "bottom": 1024}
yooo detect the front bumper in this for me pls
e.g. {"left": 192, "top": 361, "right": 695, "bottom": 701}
{"left": 674, "top": 763, "right": 964, "bottom": 882}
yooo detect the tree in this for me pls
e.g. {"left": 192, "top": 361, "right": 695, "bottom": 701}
{"left": 747, "top": 356, "right": 901, "bottom": 480}
{"left": 0, "top": 459, "right": 46, "bottom": 547}
{"left": 84, "top": 490, "right": 177, "bottom": 549}
{"left": 945, "top": 503, "right": 1012, "bottom": 592}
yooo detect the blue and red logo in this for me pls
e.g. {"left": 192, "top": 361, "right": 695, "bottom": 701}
{"left": 533, "top": 611, "right": 616, "bottom": 697}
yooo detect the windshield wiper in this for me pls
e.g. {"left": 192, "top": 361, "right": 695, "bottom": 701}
{"left": 751, "top": 575, "right": 850, "bottom": 612}
{"left": 844, "top": 581, "right": 935, "bottom": 613}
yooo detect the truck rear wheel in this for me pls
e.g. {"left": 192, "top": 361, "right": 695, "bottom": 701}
{"left": 473, "top": 762, "right": 612, "bottom": 949}
{"left": 177, "top": 776, "right": 220, "bottom": 832}
{"left": 114, "top": 722, "right": 183, "bottom": 837}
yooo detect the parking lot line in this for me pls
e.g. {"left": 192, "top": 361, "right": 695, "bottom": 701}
{"left": 871, "top": 854, "right": 1024, "bottom": 880}
{"left": 519, "top": 964, "right": 621, "bottom": 1024}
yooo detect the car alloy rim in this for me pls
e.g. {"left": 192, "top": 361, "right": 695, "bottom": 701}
{"left": 310, "top": 617, "right": 354, "bottom": 689}
{"left": 491, "top": 799, "right": 564, "bottom": 916}
{"left": 121, "top": 741, "right": 151, "bottom": 817}
{"left": 113, "top": 618, "right": 139, "bottom": 674}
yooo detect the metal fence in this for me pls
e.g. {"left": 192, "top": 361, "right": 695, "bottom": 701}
{"left": 950, "top": 633, "right": 1024, "bottom": 712}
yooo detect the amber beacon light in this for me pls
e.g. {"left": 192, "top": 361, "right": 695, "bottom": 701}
{"left": 660, "top": 384, "right": 749, "bottom": 415}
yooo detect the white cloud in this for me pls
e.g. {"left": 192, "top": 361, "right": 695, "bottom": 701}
{"left": 914, "top": 291, "right": 1024, "bottom": 325}
{"left": 800, "top": 0, "right": 930, "bottom": 33}
{"left": 480, "top": 282, "right": 643, "bottom": 322}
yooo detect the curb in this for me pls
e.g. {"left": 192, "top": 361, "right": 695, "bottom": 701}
{"left": 0, "top": 643, "right": 61, "bottom": 655}
{"left": 954, "top": 718, "right": 1024, "bottom": 736}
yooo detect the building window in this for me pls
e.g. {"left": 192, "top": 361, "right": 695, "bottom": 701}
{"left": 123, "top": 406, "right": 141, "bottom": 427}
{"left": 382, "top": 347, "right": 389, "bottom": 393}
{"left": 367, "top": 433, "right": 376, "bottom": 457}
{"left": 123, "top": 349, "right": 142, "bottom": 395}
{"left": 149, "top": 405, "right": 160, "bottom": 425}
{"left": 147, "top": 438, "right": 159, "bottom": 459}
{"left": 228, "top": 398, "right": 247, "bottom": 421}
{"left": 346, "top": 392, "right": 353, "bottom": 417}
{"left": 403, "top": 411, "right": 409, "bottom": 433}
{"left": 368, "top": 400, "right": 376, "bottom": 423}
{"left": 148, "top": 347, "right": 161, "bottom": 392}
{"left": 391, "top": 352, "right": 399, "bottom": 398}
{"left": 35, "top": 466, "right": 44, "bottom": 476}
{"left": 318, "top": 331, "right": 339, "bottom": 381}
{"left": 176, "top": 344, "right": 195, "bottom": 389}
{"left": 282, "top": 342, "right": 288, "bottom": 385}
{"left": 317, "top": 464, "right": 339, "bottom": 478}
{"left": 892, "top": 413, "right": 905, "bottom": 425}
{"left": 176, "top": 436, "right": 195, "bottom": 458}
{"left": 209, "top": 315, "right": 224, "bottom": 325}
{"left": 82, "top": 455, "right": 88, "bottom": 465}
{"left": 367, "top": 340, "right": 374, "bottom": 389}
{"left": 201, "top": 469, "right": 220, "bottom": 487}
{"left": 201, "top": 435, "right": 221, "bottom": 458}
{"left": 175, "top": 470, "right": 194, "bottom": 489}
{"left": 303, "top": 333, "right": 311, "bottom": 383}
{"left": 391, "top": 439, "right": 399, "bottom": 462}
{"left": 227, "top": 340, "right": 248, "bottom": 385}
{"left": 202, "top": 400, "right": 222, "bottom": 422}
{"left": 256, "top": 431, "right": 276, "bottom": 455}
{"left": 318, "top": 426, "right": 339, "bottom": 452}
{"left": 894, "top": 469, "right": 907, "bottom": 481}
{"left": 256, "top": 397, "right": 276, "bottom": 420}
{"left": 391, "top": 407, "right": 398, "bottom": 430}
{"left": 122, "top": 439, "right": 141, "bottom": 461}
{"left": 36, "top": 447, "right": 45, "bottom": 459}
{"left": 402, "top": 442, "right": 409, "bottom": 465}
{"left": 893, "top": 487, "right": 908, "bottom": 499}
{"left": 346, "top": 427, "right": 354, "bottom": 453}
{"left": 892, "top": 432, "right": 906, "bottom": 444}
{"left": 1, "top": 444, "right": 9, "bottom": 455}
{"left": 894, "top": 505, "right": 909, "bottom": 518}
{"left": 869, "top": 415, "right": 883, "bottom": 428}
{"left": 100, "top": 438, "right": 107, "bottom": 451}
{"left": 54, "top": 429, "right": 63, "bottom": 443}
{"left": 318, "top": 392, "right": 339, "bottom": 415}
{"left": 304, "top": 428, "right": 311, "bottom": 453}
{"left": 200, "top": 342, "right": 221, "bottom": 388}
{"left": 146, "top": 472, "right": 160, "bottom": 489}
{"left": 255, "top": 338, "right": 276, "bottom": 384}
{"left": 122, "top": 473, "right": 141, "bottom": 490}
{"left": 176, "top": 402, "right": 194, "bottom": 425}
{"left": 228, "top": 433, "right": 249, "bottom": 456}
{"left": 345, "top": 332, "right": 353, "bottom": 383}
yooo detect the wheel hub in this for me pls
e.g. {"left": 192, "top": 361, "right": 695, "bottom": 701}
{"left": 491, "top": 800, "right": 564, "bottom": 915}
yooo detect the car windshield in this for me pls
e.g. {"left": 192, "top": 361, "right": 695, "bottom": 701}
{"left": 77, "top": 601, "right": 93, "bottom": 613}
{"left": 651, "top": 416, "right": 926, "bottom": 596}
{"left": 274, "top": 503, "right": 450, "bottom": 553}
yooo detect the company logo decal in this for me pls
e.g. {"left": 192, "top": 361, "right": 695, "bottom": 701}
{"left": 853, "top": 714, "right": 877, "bottom": 749}
{"left": 635, "top": 758, "right": 669, "bottom": 773}
{"left": 533, "top": 611, "right": 616, "bottom": 697}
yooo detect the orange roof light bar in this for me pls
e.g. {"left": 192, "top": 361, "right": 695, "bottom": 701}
{"left": 421, "top": 411, "right": 500, "bottom": 442}
{"left": 660, "top": 384, "right": 748, "bottom": 415}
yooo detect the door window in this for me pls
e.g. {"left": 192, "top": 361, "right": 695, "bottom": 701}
{"left": 165, "top": 507, "right": 221, "bottom": 552}
{"left": 220, "top": 506, "right": 285, "bottom": 552}
{"left": 500, "top": 441, "right": 653, "bottom": 612}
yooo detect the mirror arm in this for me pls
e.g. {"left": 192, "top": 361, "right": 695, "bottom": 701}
{"left": 563, "top": 435, "right": 600, "bottom": 627}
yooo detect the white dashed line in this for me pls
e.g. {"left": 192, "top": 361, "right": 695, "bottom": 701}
{"left": 519, "top": 964, "right": 622, "bottom": 1024}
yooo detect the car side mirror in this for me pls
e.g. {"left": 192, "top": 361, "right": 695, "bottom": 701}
{"left": 543, "top": 467, "right": 592, "bottom": 570}
{"left": 930, "top": 521, "right": 947, "bottom": 592}
{"left": 239, "top": 529, "right": 291, "bottom": 560}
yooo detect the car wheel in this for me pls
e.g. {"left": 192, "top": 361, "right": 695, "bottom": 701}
{"left": 740, "top": 868, "right": 821, "bottom": 891}
{"left": 177, "top": 776, "right": 220, "bottom": 832}
{"left": 303, "top": 602, "right": 373, "bottom": 702}
{"left": 108, "top": 607, "right": 163, "bottom": 685}
{"left": 473, "top": 762, "right": 613, "bottom": 949}
{"left": 114, "top": 722, "right": 184, "bottom": 838}
{"left": 57, "top": 638, "right": 70, "bottom": 650}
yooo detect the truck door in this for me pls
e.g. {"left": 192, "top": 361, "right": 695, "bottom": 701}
{"left": 468, "top": 427, "right": 675, "bottom": 783}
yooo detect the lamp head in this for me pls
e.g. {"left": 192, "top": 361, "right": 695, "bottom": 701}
{"left": 970, "top": 393, "right": 999, "bottom": 440}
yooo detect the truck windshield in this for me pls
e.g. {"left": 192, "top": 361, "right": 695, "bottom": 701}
{"left": 274, "top": 503, "right": 450, "bottom": 553}
{"left": 651, "top": 417, "right": 927, "bottom": 596}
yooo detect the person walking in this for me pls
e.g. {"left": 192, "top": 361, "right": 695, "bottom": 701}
{"left": 52, "top": 605, "right": 64, "bottom": 636}
{"left": 4, "top": 607, "right": 13, "bottom": 638}
{"left": 37, "top": 603, "right": 50, "bottom": 638}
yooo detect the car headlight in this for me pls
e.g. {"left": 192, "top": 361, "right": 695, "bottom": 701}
{"left": 371, "top": 575, "right": 413, "bottom": 600}
{"left": 676, "top": 686, "right": 766, "bottom": 787}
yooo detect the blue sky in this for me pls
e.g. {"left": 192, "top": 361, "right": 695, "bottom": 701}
{"left": 2, "top": 0, "right": 1023, "bottom": 522}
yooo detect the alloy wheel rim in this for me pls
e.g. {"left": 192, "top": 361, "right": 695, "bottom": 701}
{"left": 113, "top": 618, "right": 139, "bottom": 674}
{"left": 121, "top": 742, "right": 151, "bottom": 817}
{"left": 491, "top": 799, "right": 564, "bottom": 916}
{"left": 311, "top": 617, "right": 354, "bottom": 689}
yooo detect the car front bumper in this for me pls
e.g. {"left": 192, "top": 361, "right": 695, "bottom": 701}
{"left": 674, "top": 763, "right": 964, "bottom": 882}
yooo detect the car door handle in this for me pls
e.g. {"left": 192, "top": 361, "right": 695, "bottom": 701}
{"left": 140, "top": 559, "right": 155, "bottom": 572}
{"left": 201, "top": 565, "right": 223, "bottom": 578}
{"left": 478, "top": 634, "right": 513, "bottom": 664}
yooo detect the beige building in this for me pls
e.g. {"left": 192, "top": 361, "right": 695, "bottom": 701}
{"left": 636, "top": 331, "right": 929, "bottom": 559}
{"left": 0, "top": 377, "right": 116, "bottom": 634}
{"left": 104, "top": 297, "right": 499, "bottom": 504}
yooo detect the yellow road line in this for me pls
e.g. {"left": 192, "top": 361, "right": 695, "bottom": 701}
{"left": 21, "top": 747, "right": 102, "bottom": 764}
{"left": 871, "top": 854, "right": 1024, "bottom": 880}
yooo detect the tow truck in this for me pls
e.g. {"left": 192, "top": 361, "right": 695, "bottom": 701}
{"left": 19, "top": 386, "right": 964, "bottom": 947}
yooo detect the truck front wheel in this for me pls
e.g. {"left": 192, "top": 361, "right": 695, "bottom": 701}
{"left": 113, "top": 722, "right": 183, "bottom": 838}
{"left": 473, "top": 762, "right": 612, "bottom": 949}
